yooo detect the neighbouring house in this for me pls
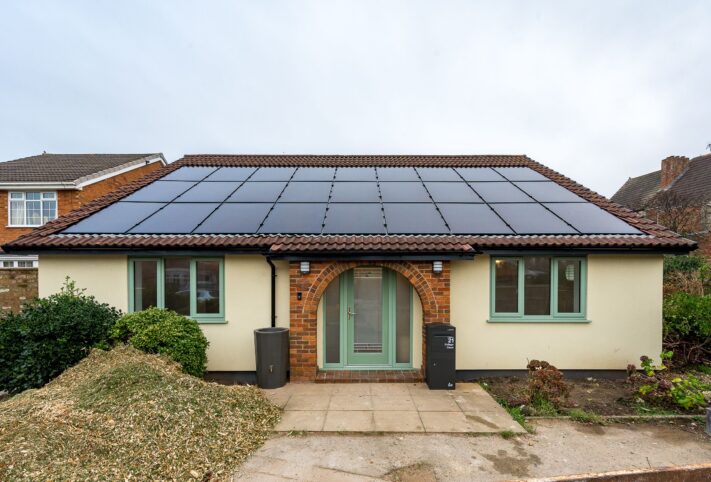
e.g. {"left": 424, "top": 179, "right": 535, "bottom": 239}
{"left": 612, "top": 153, "right": 711, "bottom": 257}
{"left": 4, "top": 155, "right": 695, "bottom": 382}
{"left": 0, "top": 153, "right": 165, "bottom": 311}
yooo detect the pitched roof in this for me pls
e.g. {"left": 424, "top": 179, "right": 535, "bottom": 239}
{"left": 0, "top": 153, "right": 164, "bottom": 185}
{"left": 611, "top": 153, "right": 711, "bottom": 210}
{"left": 3, "top": 154, "right": 695, "bottom": 254}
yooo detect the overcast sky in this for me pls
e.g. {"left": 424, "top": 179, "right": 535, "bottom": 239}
{"left": 1, "top": 1, "right": 709, "bottom": 196}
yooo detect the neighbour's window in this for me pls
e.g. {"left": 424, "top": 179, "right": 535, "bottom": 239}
{"left": 490, "top": 256, "right": 586, "bottom": 321}
{"left": 129, "top": 257, "right": 224, "bottom": 322}
{"left": 0, "top": 260, "right": 37, "bottom": 268}
{"left": 9, "top": 192, "right": 57, "bottom": 226}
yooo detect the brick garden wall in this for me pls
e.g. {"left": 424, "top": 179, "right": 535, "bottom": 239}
{"left": 289, "top": 260, "right": 450, "bottom": 381}
{"left": 0, "top": 268, "right": 38, "bottom": 313}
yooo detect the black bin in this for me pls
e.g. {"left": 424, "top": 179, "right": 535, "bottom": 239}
{"left": 254, "top": 327, "right": 289, "bottom": 389}
{"left": 426, "top": 324, "right": 455, "bottom": 390}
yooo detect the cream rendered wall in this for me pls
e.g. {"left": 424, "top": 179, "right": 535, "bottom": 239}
{"left": 451, "top": 254, "right": 663, "bottom": 370}
{"left": 38, "top": 255, "right": 290, "bottom": 372}
{"left": 39, "top": 255, "right": 129, "bottom": 310}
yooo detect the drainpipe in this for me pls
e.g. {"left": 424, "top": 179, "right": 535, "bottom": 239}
{"left": 265, "top": 257, "right": 277, "bottom": 328}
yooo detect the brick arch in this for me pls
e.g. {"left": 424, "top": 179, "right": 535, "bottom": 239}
{"left": 289, "top": 260, "right": 450, "bottom": 381}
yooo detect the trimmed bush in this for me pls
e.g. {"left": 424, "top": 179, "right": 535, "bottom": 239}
{"left": 0, "top": 279, "right": 121, "bottom": 394}
{"left": 110, "top": 308, "right": 209, "bottom": 377}
{"left": 663, "top": 293, "right": 711, "bottom": 365}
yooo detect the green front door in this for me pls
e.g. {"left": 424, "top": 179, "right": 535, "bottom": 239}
{"left": 345, "top": 267, "right": 390, "bottom": 366}
{"left": 322, "top": 267, "right": 413, "bottom": 369}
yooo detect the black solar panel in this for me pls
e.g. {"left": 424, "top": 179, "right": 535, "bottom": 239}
{"left": 490, "top": 203, "right": 577, "bottom": 234}
{"left": 383, "top": 204, "right": 449, "bottom": 234}
{"left": 61, "top": 166, "right": 642, "bottom": 236}
{"left": 438, "top": 204, "right": 513, "bottom": 234}
{"left": 323, "top": 204, "right": 386, "bottom": 234}
{"left": 175, "top": 181, "right": 241, "bottom": 202}
{"left": 64, "top": 202, "right": 165, "bottom": 233}
{"left": 259, "top": 203, "right": 327, "bottom": 233}
{"left": 194, "top": 203, "right": 273, "bottom": 234}
{"left": 130, "top": 203, "right": 220, "bottom": 233}
{"left": 469, "top": 182, "right": 534, "bottom": 203}
{"left": 123, "top": 181, "right": 195, "bottom": 202}
{"left": 379, "top": 182, "right": 430, "bottom": 202}
{"left": 545, "top": 203, "right": 641, "bottom": 234}
{"left": 161, "top": 167, "right": 218, "bottom": 181}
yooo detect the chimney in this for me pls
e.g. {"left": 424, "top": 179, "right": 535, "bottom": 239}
{"left": 660, "top": 155, "right": 689, "bottom": 188}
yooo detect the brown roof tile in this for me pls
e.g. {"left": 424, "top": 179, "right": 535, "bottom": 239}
{"left": 3, "top": 154, "right": 696, "bottom": 253}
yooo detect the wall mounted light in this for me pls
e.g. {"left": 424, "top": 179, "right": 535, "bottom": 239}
{"left": 432, "top": 261, "right": 443, "bottom": 274}
{"left": 300, "top": 261, "right": 311, "bottom": 274}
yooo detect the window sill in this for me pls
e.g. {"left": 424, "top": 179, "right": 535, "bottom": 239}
{"left": 7, "top": 225, "right": 42, "bottom": 228}
{"left": 487, "top": 318, "right": 590, "bottom": 324}
{"left": 193, "top": 318, "right": 227, "bottom": 324}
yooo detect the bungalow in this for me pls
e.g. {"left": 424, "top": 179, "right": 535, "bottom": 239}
{"left": 3, "top": 155, "right": 695, "bottom": 382}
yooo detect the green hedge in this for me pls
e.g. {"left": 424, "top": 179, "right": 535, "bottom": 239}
{"left": 110, "top": 308, "right": 209, "bottom": 377}
{"left": 0, "top": 279, "right": 121, "bottom": 394}
{"left": 663, "top": 292, "right": 711, "bottom": 365}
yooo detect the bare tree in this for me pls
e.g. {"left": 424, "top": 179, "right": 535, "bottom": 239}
{"left": 646, "top": 190, "right": 704, "bottom": 235}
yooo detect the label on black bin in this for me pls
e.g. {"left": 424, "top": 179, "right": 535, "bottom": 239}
{"left": 444, "top": 336, "right": 454, "bottom": 350}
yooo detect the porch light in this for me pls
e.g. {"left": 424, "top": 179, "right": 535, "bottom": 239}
{"left": 300, "top": 261, "right": 310, "bottom": 274}
{"left": 432, "top": 261, "right": 443, "bottom": 274}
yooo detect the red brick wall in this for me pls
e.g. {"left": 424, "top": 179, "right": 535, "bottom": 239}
{"left": 0, "top": 268, "right": 38, "bottom": 313}
{"left": 0, "top": 161, "right": 163, "bottom": 246}
{"left": 289, "top": 260, "right": 450, "bottom": 381}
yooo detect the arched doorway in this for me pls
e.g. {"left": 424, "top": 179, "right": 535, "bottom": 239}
{"left": 322, "top": 266, "right": 414, "bottom": 369}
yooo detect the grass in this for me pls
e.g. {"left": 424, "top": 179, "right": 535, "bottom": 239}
{"left": 0, "top": 345, "right": 280, "bottom": 480}
{"left": 496, "top": 398, "right": 536, "bottom": 434}
{"left": 567, "top": 408, "right": 606, "bottom": 425}
{"left": 692, "top": 364, "right": 711, "bottom": 375}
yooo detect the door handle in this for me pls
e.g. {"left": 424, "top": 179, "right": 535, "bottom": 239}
{"left": 347, "top": 307, "right": 357, "bottom": 320}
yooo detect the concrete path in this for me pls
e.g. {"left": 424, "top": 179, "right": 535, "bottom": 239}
{"left": 233, "top": 419, "right": 711, "bottom": 481}
{"left": 262, "top": 382, "right": 523, "bottom": 434}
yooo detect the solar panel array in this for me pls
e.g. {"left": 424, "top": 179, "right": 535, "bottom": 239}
{"left": 63, "top": 167, "right": 641, "bottom": 235}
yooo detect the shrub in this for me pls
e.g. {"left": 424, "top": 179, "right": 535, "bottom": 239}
{"left": 0, "top": 279, "right": 120, "bottom": 394}
{"left": 629, "top": 352, "right": 711, "bottom": 411}
{"left": 663, "top": 293, "right": 711, "bottom": 365}
{"left": 663, "top": 255, "right": 711, "bottom": 296}
{"left": 110, "top": 308, "right": 209, "bottom": 377}
{"left": 526, "top": 360, "right": 569, "bottom": 409}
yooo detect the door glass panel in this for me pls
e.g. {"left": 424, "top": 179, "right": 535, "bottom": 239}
{"left": 524, "top": 256, "right": 551, "bottom": 316}
{"left": 324, "top": 276, "right": 341, "bottom": 364}
{"left": 133, "top": 260, "right": 158, "bottom": 311}
{"left": 195, "top": 260, "right": 220, "bottom": 314}
{"left": 164, "top": 258, "right": 191, "bottom": 315}
{"left": 557, "top": 259, "right": 581, "bottom": 313}
{"left": 395, "top": 272, "right": 411, "bottom": 364}
{"left": 353, "top": 267, "right": 383, "bottom": 353}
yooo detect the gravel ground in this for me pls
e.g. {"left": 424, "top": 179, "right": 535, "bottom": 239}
{"left": 234, "top": 418, "right": 711, "bottom": 481}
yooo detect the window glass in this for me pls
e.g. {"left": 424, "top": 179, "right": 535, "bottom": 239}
{"left": 10, "top": 200, "right": 24, "bottom": 225}
{"left": 195, "top": 260, "right": 220, "bottom": 314}
{"left": 164, "top": 258, "right": 191, "bottom": 315}
{"left": 557, "top": 259, "right": 581, "bottom": 313}
{"left": 324, "top": 276, "right": 341, "bottom": 364}
{"left": 17, "top": 261, "right": 34, "bottom": 268}
{"left": 26, "top": 200, "right": 41, "bottom": 225}
{"left": 494, "top": 258, "right": 519, "bottom": 313}
{"left": 395, "top": 272, "right": 411, "bottom": 364}
{"left": 524, "top": 256, "right": 551, "bottom": 316}
{"left": 2, "top": 261, "right": 14, "bottom": 268}
{"left": 133, "top": 260, "right": 158, "bottom": 311}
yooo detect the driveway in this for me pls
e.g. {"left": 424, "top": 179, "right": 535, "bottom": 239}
{"left": 262, "top": 382, "right": 523, "bottom": 434}
{"left": 233, "top": 419, "right": 711, "bottom": 481}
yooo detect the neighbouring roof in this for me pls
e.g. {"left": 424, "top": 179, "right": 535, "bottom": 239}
{"left": 611, "top": 153, "right": 711, "bottom": 211}
{"left": 0, "top": 153, "right": 165, "bottom": 186}
{"left": 3, "top": 155, "right": 695, "bottom": 254}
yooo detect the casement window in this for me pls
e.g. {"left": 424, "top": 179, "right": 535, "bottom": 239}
{"left": 490, "top": 256, "right": 587, "bottom": 322}
{"left": 128, "top": 257, "right": 224, "bottom": 322}
{"left": 8, "top": 192, "right": 57, "bottom": 227}
{"left": 1, "top": 260, "right": 37, "bottom": 268}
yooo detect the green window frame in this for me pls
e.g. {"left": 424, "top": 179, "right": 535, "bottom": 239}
{"left": 128, "top": 257, "right": 225, "bottom": 323}
{"left": 489, "top": 256, "right": 588, "bottom": 323}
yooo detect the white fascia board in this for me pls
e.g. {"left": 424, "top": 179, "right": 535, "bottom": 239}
{"left": 0, "top": 254, "right": 38, "bottom": 261}
{"left": 75, "top": 154, "right": 166, "bottom": 189}
{"left": 0, "top": 182, "right": 76, "bottom": 190}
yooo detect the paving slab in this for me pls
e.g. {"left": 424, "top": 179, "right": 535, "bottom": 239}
{"left": 266, "top": 382, "right": 520, "bottom": 434}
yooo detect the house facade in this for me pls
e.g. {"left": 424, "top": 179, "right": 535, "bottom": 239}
{"left": 0, "top": 153, "right": 165, "bottom": 313}
{"left": 612, "top": 153, "right": 711, "bottom": 258}
{"left": 5, "top": 155, "right": 694, "bottom": 381}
